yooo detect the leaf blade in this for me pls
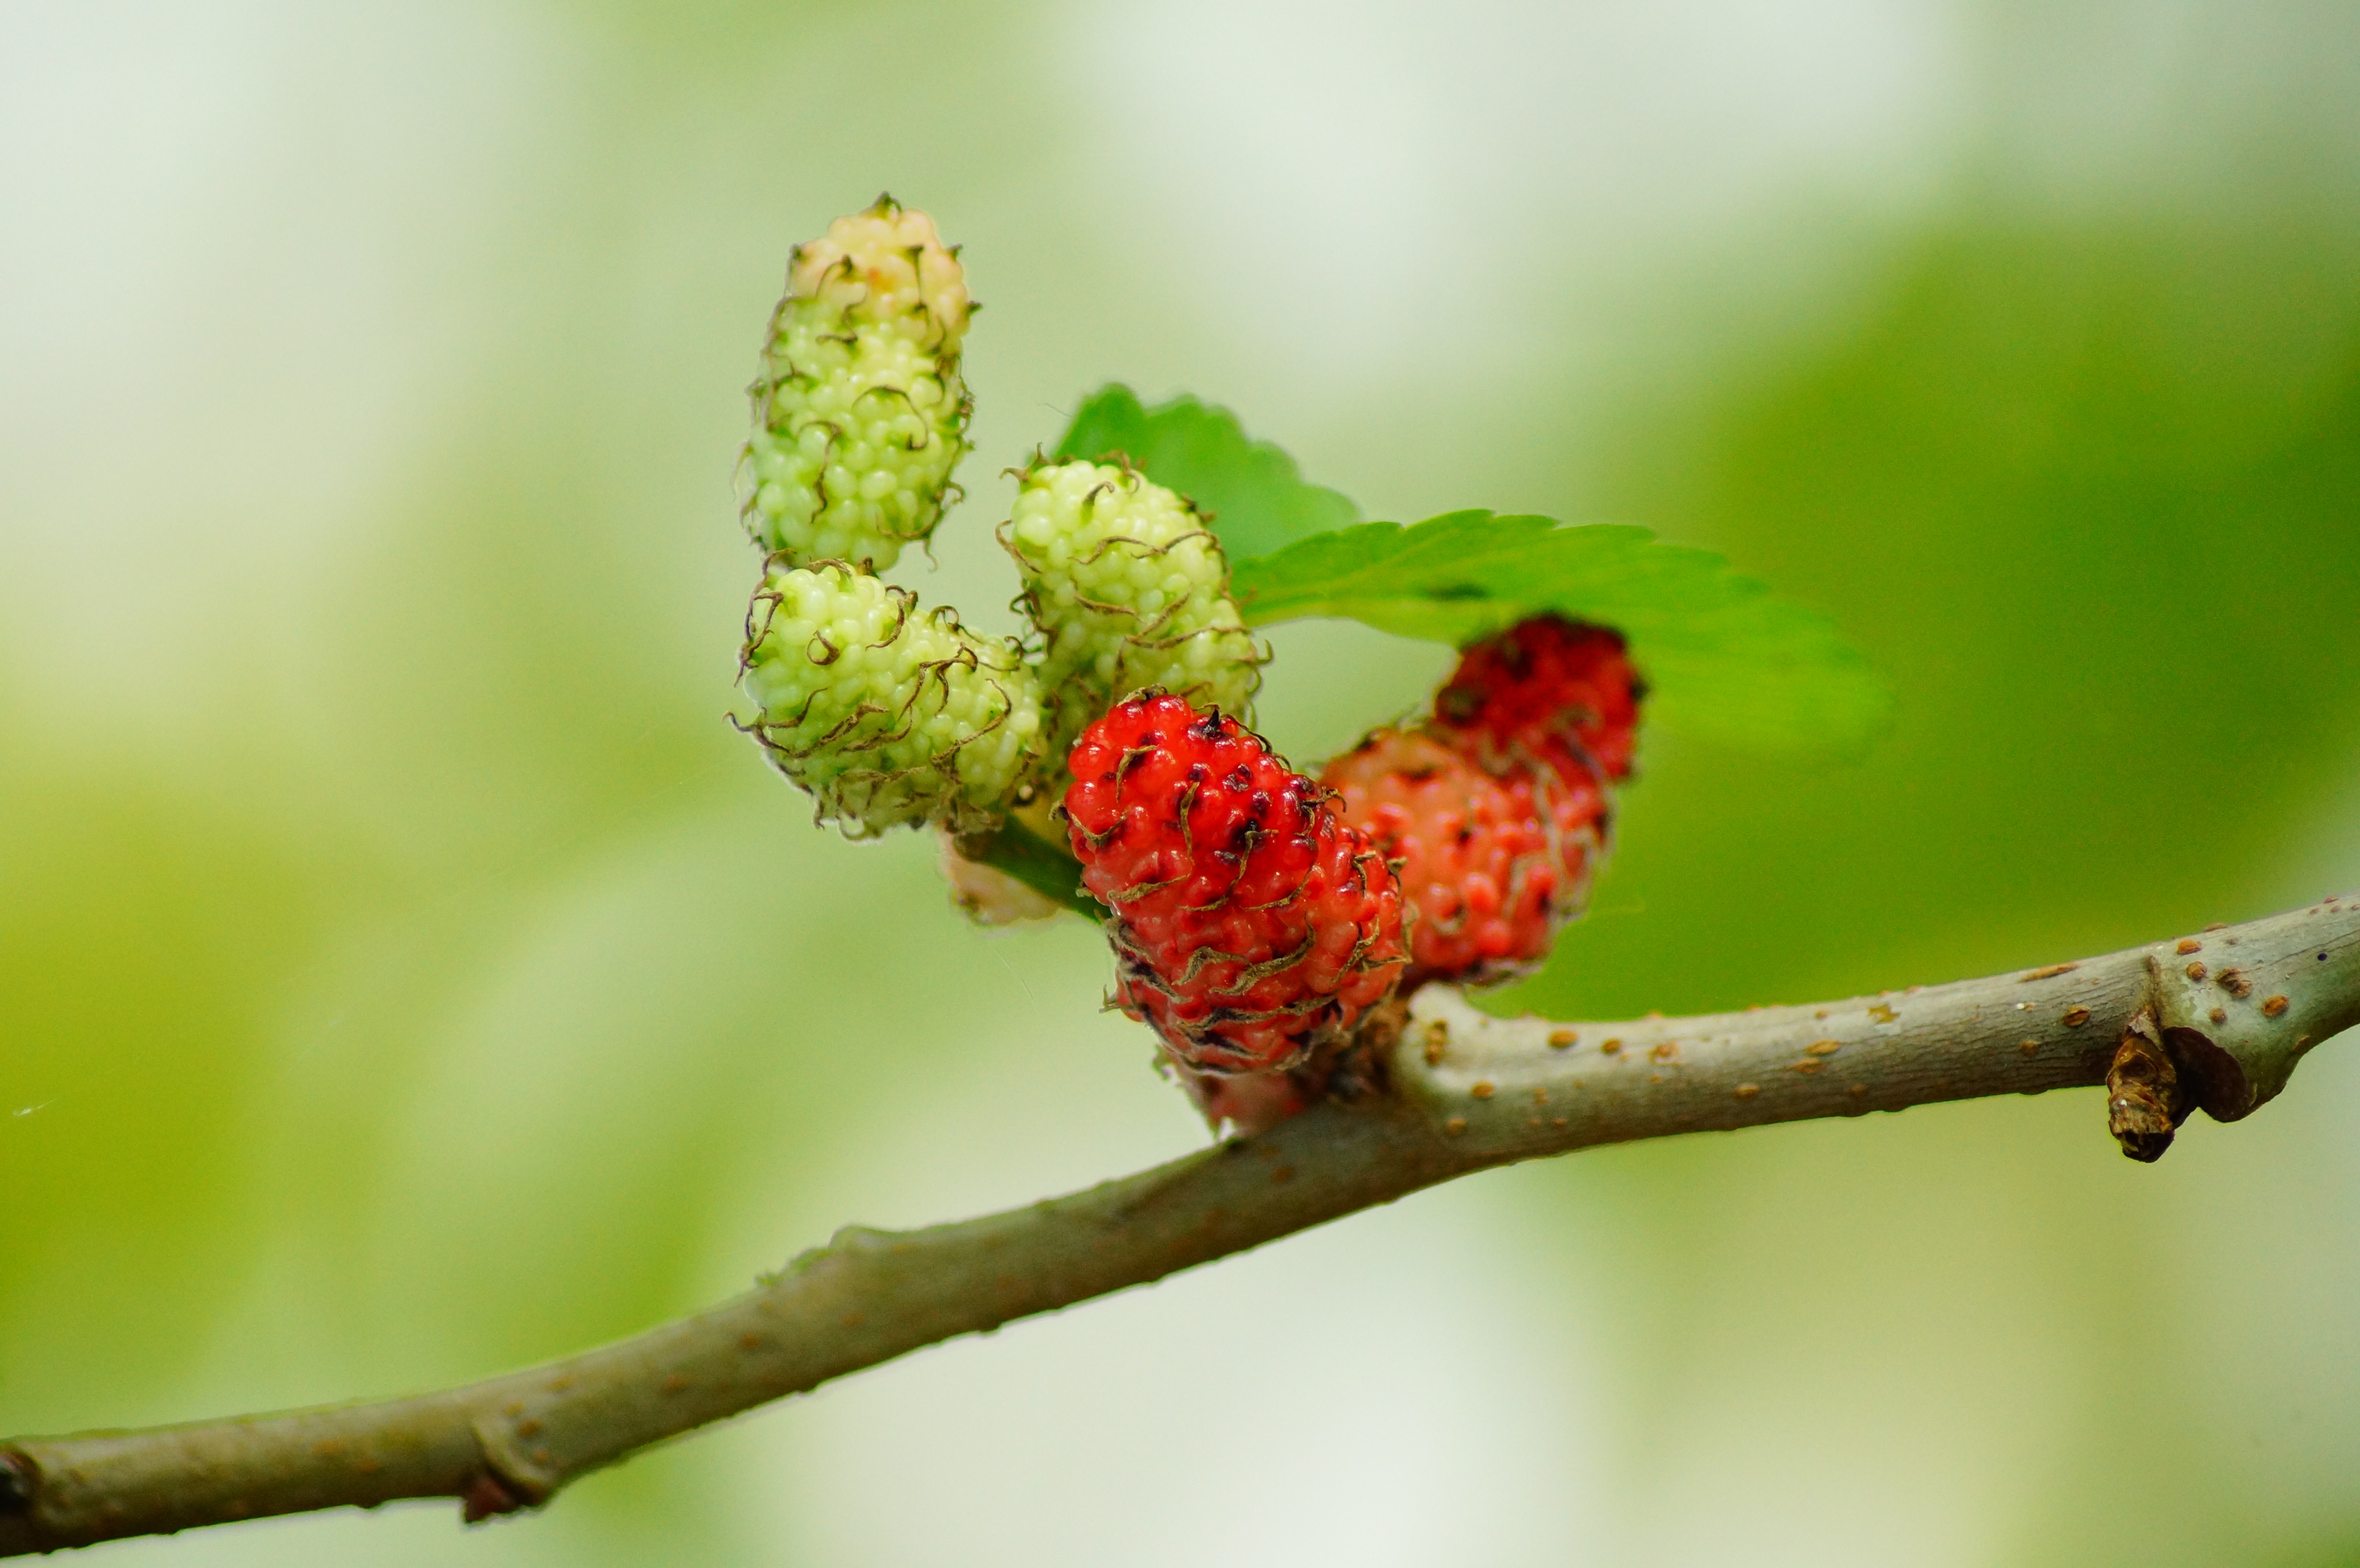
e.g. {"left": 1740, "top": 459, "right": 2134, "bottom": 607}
{"left": 1229, "top": 513, "right": 1889, "bottom": 751}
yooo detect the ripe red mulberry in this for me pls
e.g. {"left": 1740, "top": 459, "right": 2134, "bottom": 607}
{"left": 1063, "top": 694, "right": 1408, "bottom": 1075}
{"left": 1433, "top": 617, "right": 1641, "bottom": 784}
{"left": 1323, "top": 729, "right": 1608, "bottom": 987}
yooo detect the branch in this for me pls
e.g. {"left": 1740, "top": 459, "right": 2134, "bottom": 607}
{"left": 6, "top": 897, "right": 2357, "bottom": 1556}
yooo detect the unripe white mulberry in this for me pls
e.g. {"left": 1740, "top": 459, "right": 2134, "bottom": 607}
{"left": 1001, "top": 459, "right": 1263, "bottom": 755}
{"left": 740, "top": 561, "right": 1042, "bottom": 837}
{"left": 744, "top": 198, "right": 973, "bottom": 571}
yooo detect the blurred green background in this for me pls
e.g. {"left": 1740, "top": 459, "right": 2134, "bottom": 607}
{"left": 5, "top": 1, "right": 2360, "bottom": 1563}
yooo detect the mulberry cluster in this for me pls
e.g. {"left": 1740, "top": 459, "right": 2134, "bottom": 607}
{"left": 727, "top": 202, "right": 1653, "bottom": 1130}
{"left": 744, "top": 197, "right": 973, "bottom": 570}
{"left": 1063, "top": 694, "right": 1407, "bottom": 1076}
{"left": 1003, "top": 460, "right": 1263, "bottom": 761}
{"left": 1323, "top": 616, "right": 1638, "bottom": 987}
{"left": 741, "top": 561, "right": 1041, "bottom": 837}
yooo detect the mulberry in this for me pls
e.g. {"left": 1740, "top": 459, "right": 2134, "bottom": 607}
{"left": 1003, "top": 460, "right": 1263, "bottom": 761}
{"left": 1323, "top": 728, "right": 1610, "bottom": 987}
{"left": 740, "top": 561, "right": 1042, "bottom": 837}
{"left": 744, "top": 197, "right": 973, "bottom": 570}
{"left": 1433, "top": 617, "right": 1641, "bottom": 785}
{"left": 1063, "top": 694, "right": 1407, "bottom": 1075}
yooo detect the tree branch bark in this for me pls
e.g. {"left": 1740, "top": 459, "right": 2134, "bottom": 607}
{"left": 6, "top": 896, "right": 2357, "bottom": 1556}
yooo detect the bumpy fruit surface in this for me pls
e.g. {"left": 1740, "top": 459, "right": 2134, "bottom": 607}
{"left": 1434, "top": 617, "right": 1641, "bottom": 784}
{"left": 1063, "top": 694, "right": 1407, "bottom": 1074}
{"left": 1004, "top": 461, "right": 1262, "bottom": 759}
{"left": 744, "top": 198, "right": 973, "bottom": 570}
{"left": 741, "top": 561, "right": 1041, "bottom": 837}
{"left": 1323, "top": 729, "right": 1608, "bottom": 985}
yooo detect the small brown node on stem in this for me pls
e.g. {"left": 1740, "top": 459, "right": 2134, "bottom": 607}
{"left": 2176, "top": 938, "right": 2203, "bottom": 955}
{"left": 1733, "top": 1082, "right": 1761, "bottom": 1099}
{"left": 2263, "top": 994, "right": 2290, "bottom": 1018}
{"left": 2022, "top": 963, "right": 2078, "bottom": 981}
{"left": 1470, "top": 1080, "right": 1496, "bottom": 1099}
{"left": 1421, "top": 1020, "right": 1449, "bottom": 1066}
{"left": 1599, "top": 1038, "right": 1622, "bottom": 1054}
{"left": 2204, "top": 922, "right": 2228, "bottom": 931}
{"left": 1806, "top": 1039, "right": 1842, "bottom": 1056}
{"left": 1547, "top": 1029, "right": 1578, "bottom": 1050}
{"left": 2019, "top": 1038, "right": 2040, "bottom": 1056}
{"left": 1649, "top": 1041, "right": 1679, "bottom": 1062}
{"left": 1444, "top": 1116, "right": 1468, "bottom": 1136}
{"left": 460, "top": 1472, "right": 527, "bottom": 1524}
{"left": 2062, "top": 1005, "right": 2091, "bottom": 1027}
{"left": 2185, "top": 961, "right": 2207, "bottom": 980}
{"left": 1868, "top": 1002, "right": 1898, "bottom": 1023}
{"left": 2217, "top": 967, "right": 2253, "bottom": 999}
{"left": 2210, "top": 1006, "right": 2228, "bottom": 1024}
{"left": 2107, "top": 1006, "right": 2187, "bottom": 1163}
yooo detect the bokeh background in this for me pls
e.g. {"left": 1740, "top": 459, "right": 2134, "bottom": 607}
{"left": 7, "top": 1, "right": 2360, "bottom": 1563}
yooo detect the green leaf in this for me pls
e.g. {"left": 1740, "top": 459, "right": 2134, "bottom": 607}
{"left": 1051, "top": 384, "right": 1361, "bottom": 563}
{"left": 1229, "top": 512, "right": 1890, "bottom": 751}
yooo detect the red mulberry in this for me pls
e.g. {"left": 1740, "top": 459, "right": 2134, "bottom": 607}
{"left": 1063, "top": 694, "right": 1408, "bottom": 1075}
{"left": 1434, "top": 617, "right": 1641, "bottom": 785}
{"left": 1323, "top": 729, "right": 1609, "bottom": 987}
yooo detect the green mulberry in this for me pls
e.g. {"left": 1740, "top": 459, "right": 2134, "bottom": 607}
{"left": 740, "top": 561, "right": 1041, "bottom": 837}
{"left": 744, "top": 198, "right": 973, "bottom": 571}
{"left": 1001, "top": 459, "right": 1263, "bottom": 756}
